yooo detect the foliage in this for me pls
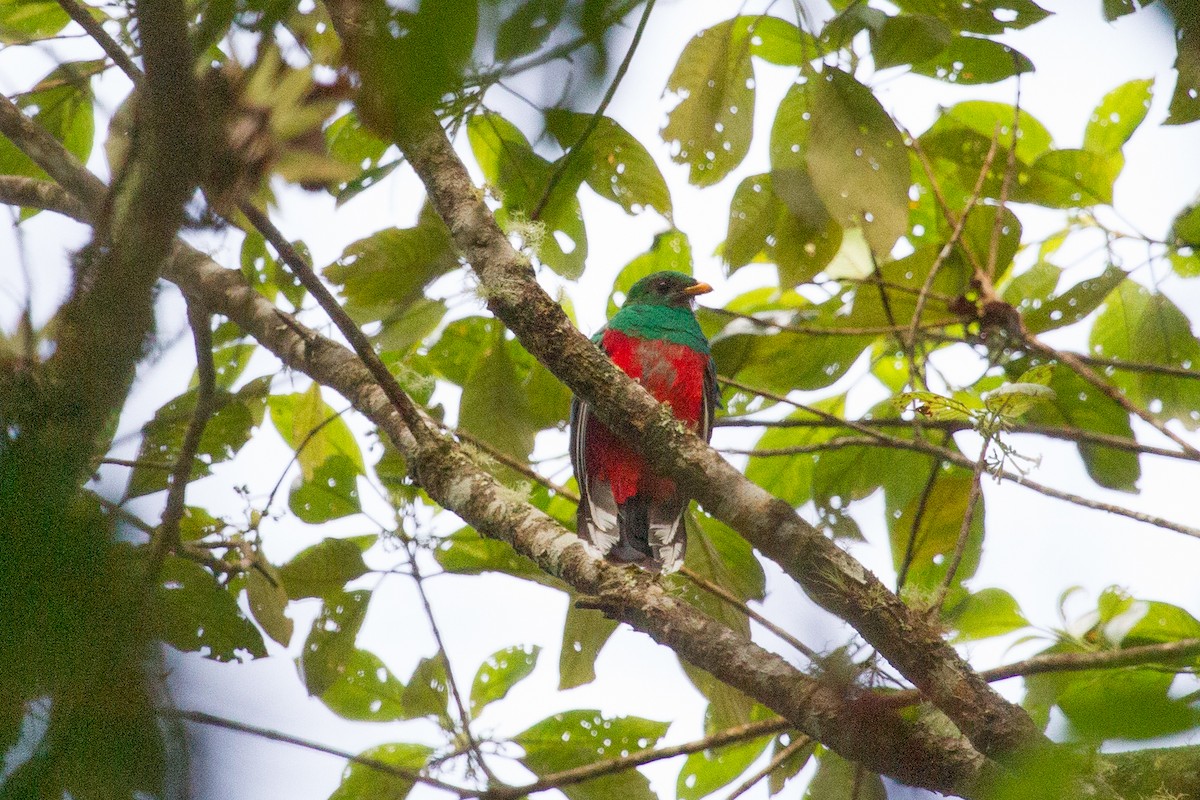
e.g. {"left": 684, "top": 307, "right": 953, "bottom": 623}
{"left": 2, "top": 0, "right": 1200, "bottom": 799}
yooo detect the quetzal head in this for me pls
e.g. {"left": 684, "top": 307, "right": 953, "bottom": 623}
{"left": 624, "top": 271, "right": 713, "bottom": 310}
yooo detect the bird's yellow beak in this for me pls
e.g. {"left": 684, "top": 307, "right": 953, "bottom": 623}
{"left": 683, "top": 282, "right": 713, "bottom": 296}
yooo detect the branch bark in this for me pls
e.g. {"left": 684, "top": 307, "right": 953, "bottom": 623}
{"left": 333, "top": 96, "right": 1041, "bottom": 762}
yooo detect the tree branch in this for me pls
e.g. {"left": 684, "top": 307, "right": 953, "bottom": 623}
{"left": 165, "top": 709, "right": 469, "bottom": 795}
{"left": 478, "top": 718, "right": 792, "bottom": 800}
{"left": 365, "top": 89, "right": 1039, "bottom": 765}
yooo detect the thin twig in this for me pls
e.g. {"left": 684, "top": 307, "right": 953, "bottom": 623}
{"left": 719, "top": 435, "right": 886, "bottom": 457}
{"left": 405, "top": 542, "right": 501, "bottom": 785}
{"left": 905, "top": 132, "right": 999, "bottom": 388}
{"left": 897, "top": 455, "right": 942, "bottom": 591}
{"left": 705, "top": 306, "right": 961, "bottom": 337}
{"left": 716, "top": 416, "right": 1190, "bottom": 462}
{"left": 164, "top": 709, "right": 469, "bottom": 795}
{"left": 718, "top": 376, "right": 1200, "bottom": 539}
{"left": 154, "top": 299, "right": 215, "bottom": 570}
{"left": 474, "top": 717, "right": 791, "bottom": 800}
{"left": 56, "top": 0, "right": 143, "bottom": 85}
{"left": 1024, "top": 339, "right": 1200, "bottom": 460}
{"left": 236, "top": 201, "right": 439, "bottom": 446}
{"left": 452, "top": 426, "right": 578, "bottom": 502}
{"left": 530, "top": 0, "right": 656, "bottom": 221}
{"left": 880, "top": 638, "right": 1200, "bottom": 708}
{"left": 930, "top": 433, "right": 991, "bottom": 614}
{"left": 1074, "top": 353, "right": 1200, "bottom": 380}
{"left": 679, "top": 566, "right": 817, "bottom": 660}
{"left": 725, "top": 734, "right": 813, "bottom": 800}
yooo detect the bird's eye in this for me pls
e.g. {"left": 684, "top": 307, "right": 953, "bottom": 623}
{"left": 656, "top": 280, "right": 669, "bottom": 292}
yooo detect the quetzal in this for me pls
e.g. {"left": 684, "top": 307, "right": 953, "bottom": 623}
{"left": 569, "top": 270, "right": 719, "bottom": 574}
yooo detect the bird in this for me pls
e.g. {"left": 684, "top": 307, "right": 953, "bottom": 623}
{"left": 569, "top": 270, "right": 719, "bottom": 574}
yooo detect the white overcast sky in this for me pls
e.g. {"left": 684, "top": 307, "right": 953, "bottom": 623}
{"left": 3, "top": 1, "right": 1200, "bottom": 799}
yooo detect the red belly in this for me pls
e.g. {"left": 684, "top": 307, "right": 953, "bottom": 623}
{"left": 586, "top": 329, "right": 708, "bottom": 504}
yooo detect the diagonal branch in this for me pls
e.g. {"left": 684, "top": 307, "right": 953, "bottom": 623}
{"left": 328, "top": 63, "right": 1041, "bottom": 762}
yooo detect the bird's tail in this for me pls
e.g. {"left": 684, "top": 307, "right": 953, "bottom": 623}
{"left": 612, "top": 495, "right": 685, "bottom": 573}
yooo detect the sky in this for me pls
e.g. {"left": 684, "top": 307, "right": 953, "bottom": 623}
{"left": 2, "top": 1, "right": 1200, "bottom": 798}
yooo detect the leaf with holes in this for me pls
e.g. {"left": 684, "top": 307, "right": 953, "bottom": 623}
{"left": 911, "top": 35, "right": 1034, "bottom": 85}
{"left": 546, "top": 110, "right": 672, "bottom": 217}
{"left": 328, "top": 742, "right": 433, "bottom": 800}
{"left": 559, "top": 602, "right": 619, "bottom": 690}
{"left": 247, "top": 560, "right": 293, "bottom": 646}
{"left": 279, "top": 537, "right": 371, "bottom": 600}
{"left": 870, "top": 14, "right": 952, "bottom": 70}
{"left": 470, "top": 645, "right": 540, "bottom": 715}
{"left": 269, "top": 383, "right": 365, "bottom": 478}
{"left": 297, "top": 589, "right": 369, "bottom": 696}
{"left": 662, "top": 18, "right": 756, "bottom": 187}
{"left": 888, "top": 466, "right": 983, "bottom": 595}
{"left": 157, "top": 557, "right": 266, "bottom": 662}
{"left": 1084, "top": 79, "right": 1153, "bottom": 154}
{"left": 1090, "top": 281, "right": 1200, "bottom": 430}
{"left": 515, "top": 711, "right": 670, "bottom": 800}
{"left": 806, "top": 68, "right": 910, "bottom": 256}
{"left": 126, "top": 376, "right": 271, "bottom": 499}
{"left": 403, "top": 656, "right": 454, "bottom": 729}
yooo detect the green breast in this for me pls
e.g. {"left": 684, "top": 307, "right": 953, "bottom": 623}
{"left": 607, "top": 304, "right": 709, "bottom": 354}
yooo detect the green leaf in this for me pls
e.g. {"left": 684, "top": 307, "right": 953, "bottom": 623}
{"left": 892, "top": 0, "right": 1051, "bottom": 34}
{"left": 328, "top": 742, "right": 432, "bottom": 800}
{"left": 559, "top": 602, "right": 619, "bottom": 689}
{"left": 607, "top": 230, "right": 692, "bottom": 317}
{"left": 743, "top": 15, "right": 820, "bottom": 66}
{"left": 126, "top": 375, "right": 271, "bottom": 499}
{"left": 911, "top": 35, "right": 1034, "bottom": 84}
{"left": 946, "top": 587, "right": 1029, "bottom": 642}
{"left": 1022, "top": 365, "right": 1139, "bottom": 492}
{"left": 1057, "top": 669, "right": 1200, "bottom": 740}
{"left": 297, "top": 589, "right": 369, "bottom": 696}
{"left": 1166, "top": 23, "right": 1200, "bottom": 125}
{"left": 403, "top": 655, "right": 454, "bottom": 728}
{"left": 320, "top": 647, "right": 409, "bottom": 722}
{"left": 0, "top": 63, "right": 95, "bottom": 185}
{"left": 324, "top": 205, "right": 456, "bottom": 324}
{"left": 157, "top": 556, "right": 266, "bottom": 662}
{"left": 1084, "top": 79, "right": 1154, "bottom": 154}
{"left": 289, "top": 452, "right": 362, "bottom": 522}
{"left": 1019, "top": 148, "right": 1123, "bottom": 208}
{"left": 1172, "top": 200, "right": 1200, "bottom": 247}
{"left": 687, "top": 513, "right": 766, "bottom": 602}
{"left": 1102, "top": 0, "right": 1156, "bottom": 20}
{"left": 468, "top": 112, "right": 588, "bottom": 278}
{"left": 983, "top": 381, "right": 1056, "bottom": 418}
{"left": 326, "top": 110, "right": 391, "bottom": 167}
{"left": 723, "top": 174, "right": 777, "bottom": 271}
{"left": 0, "top": 0, "right": 70, "bottom": 43}
{"left": 376, "top": 297, "right": 447, "bottom": 357}
{"left": 458, "top": 330, "right": 537, "bottom": 461}
{"left": 895, "top": 391, "right": 975, "bottom": 422}
{"left": 745, "top": 398, "right": 846, "bottom": 508}
{"left": 434, "top": 526, "right": 564, "bottom": 590}
{"left": 546, "top": 110, "right": 672, "bottom": 217}
{"left": 806, "top": 68, "right": 910, "bottom": 256}
{"left": 889, "top": 466, "right": 983, "bottom": 594}
{"left": 246, "top": 561, "right": 293, "bottom": 646}
{"left": 269, "top": 383, "right": 365, "bottom": 477}
{"left": 1019, "top": 264, "right": 1127, "bottom": 334}
{"left": 768, "top": 733, "right": 814, "bottom": 795}
{"left": 661, "top": 18, "right": 756, "bottom": 186}
{"left": 515, "top": 711, "right": 670, "bottom": 800}
{"left": 470, "top": 645, "right": 540, "bottom": 715}
{"left": 804, "top": 750, "right": 886, "bottom": 800}
{"left": 496, "top": 0, "right": 565, "bottom": 60}
{"left": 677, "top": 728, "right": 772, "bottom": 800}
{"left": 1090, "top": 281, "right": 1200, "bottom": 430}
{"left": 712, "top": 303, "right": 873, "bottom": 394}
{"left": 870, "top": 14, "right": 952, "bottom": 70}
{"left": 279, "top": 536, "right": 371, "bottom": 600}
{"left": 1121, "top": 600, "right": 1200, "bottom": 645}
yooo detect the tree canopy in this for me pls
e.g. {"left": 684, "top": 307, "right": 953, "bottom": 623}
{"left": 2, "top": 0, "right": 1200, "bottom": 799}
